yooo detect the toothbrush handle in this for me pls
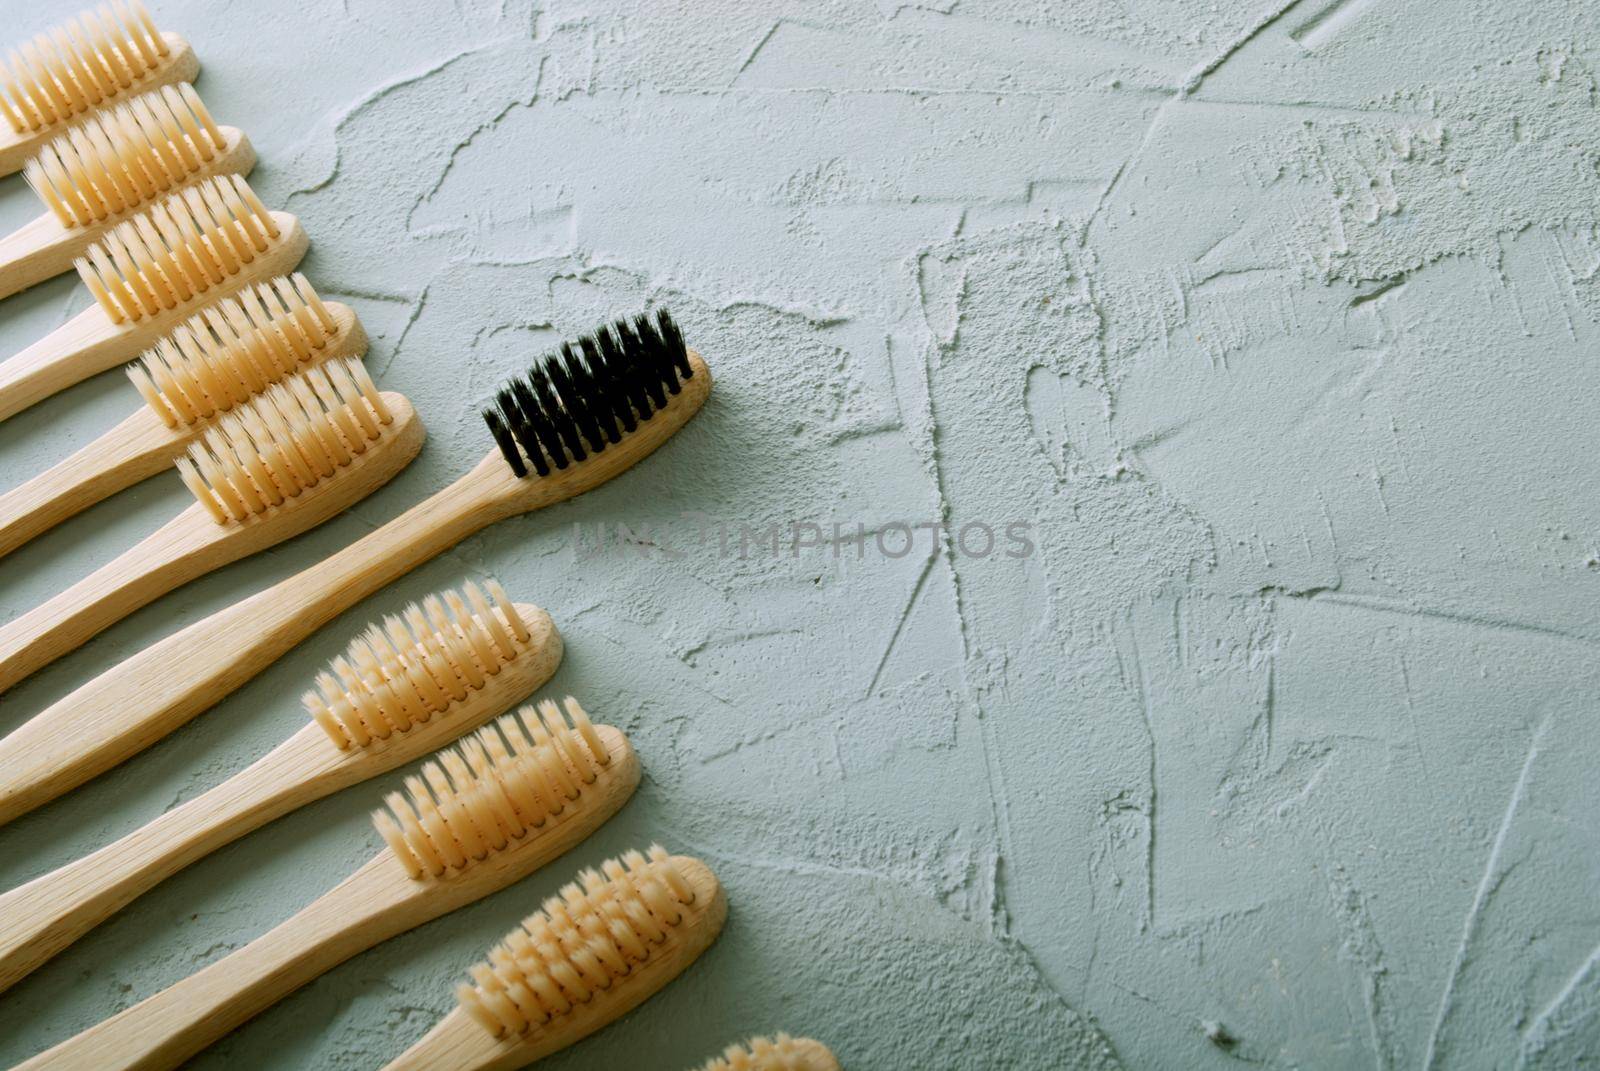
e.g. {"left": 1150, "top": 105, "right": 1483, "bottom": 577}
{"left": 0, "top": 729, "right": 335, "bottom": 994}
{"left": 0, "top": 211, "right": 307, "bottom": 424}
{"left": 0, "top": 406, "right": 178, "bottom": 560}
{"left": 383, "top": 1010, "right": 520, "bottom": 1071}
{"left": 0, "top": 456, "right": 515, "bottom": 825}
{"left": 0, "top": 505, "right": 221, "bottom": 693}
{"left": 0, "top": 214, "right": 75, "bottom": 304}
{"left": 0, "top": 126, "right": 256, "bottom": 303}
{"left": 0, "top": 305, "right": 126, "bottom": 422}
{"left": 11, "top": 852, "right": 427, "bottom": 1071}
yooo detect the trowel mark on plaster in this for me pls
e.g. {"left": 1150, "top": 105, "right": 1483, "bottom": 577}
{"left": 916, "top": 252, "right": 965, "bottom": 346}
{"left": 1085, "top": 97, "right": 1172, "bottom": 240}
{"left": 863, "top": 549, "right": 939, "bottom": 698}
{"left": 1025, "top": 364, "right": 1117, "bottom": 479}
{"left": 732, "top": 18, "right": 782, "bottom": 82}
{"left": 1327, "top": 865, "right": 1397, "bottom": 1071}
{"left": 732, "top": 12, "right": 1189, "bottom": 93}
{"left": 1219, "top": 643, "right": 1277, "bottom": 776}
{"left": 410, "top": 100, "right": 557, "bottom": 217}
{"left": 1308, "top": 591, "right": 1600, "bottom": 653}
{"left": 1290, "top": 0, "right": 1381, "bottom": 52}
{"left": 1519, "top": 941, "right": 1600, "bottom": 1069}
{"left": 915, "top": 353, "right": 1014, "bottom": 939}
{"left": 1422, "top": 715, "right": 1551, "bottom": 1071}
{"left": 285, "top": 43, "right": 500, "bottom": 198}
{"left": 1392, "top": 646, "right": 1433, "bottom": 790}
{"left": 1180, "top": 0, "right": 1302, "bottom": 96}
{"left": 1120, "top": 624, "right": 1160, "bottom": 934}
{"left": 654, "top": 805, "right": 994, "bottom": 929}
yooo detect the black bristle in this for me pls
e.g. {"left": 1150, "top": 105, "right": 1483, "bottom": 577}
{"left": 481, "top": 307, "right": 693, "bottom": 479}
{"left": 550, "top": 344, "right": 604, "bottom": 453}
{"left": 499, "top": 381, "right": 551, "bottom": 477}
{"left": 511, "top": 375, "right": 565, "bottom": 472}
{"left": 483, "top": 407, "right": 526, "bottom": 478}
{"left": 656, "top": 308, "right": 692, "bottom": 386}
{"left": 596, "top": 325, "right": 647, "bottom": 433}
{"left": 633, "top": 312, "right": 675, "bottom": 398}
{"left": 531, "top": 367, "right": 586, "bottom": 466}
{"left": 578, "top": 335, "right": 622, "bottom": 445}
{"left": 620, "top": 319, "right": 669, "bottom": 412}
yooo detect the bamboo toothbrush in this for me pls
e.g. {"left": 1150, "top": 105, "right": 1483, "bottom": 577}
{"left": 0, "top": 310, "right": 709, "bottom": 824}
{"left": 0, "top": 273, "right": 366, "bottom": 560}
{"left": 1, "top": 82, "right": 253, "bottom": 301}
{"left": 0, "top": 358, "right": 422, "bottom": 694}
{"left": 0, "top": 1, "right": 198, "bottom": 178}
{"left": 384, "top": 845, "right": 725, "bottom": 1071}
{"left": 0, "top": 173, "right": 308, "bottom": 422}
{"left": 13, "top": 700, "right": 641, "bottom": 1071}
{"left": 0, "top": 580, "right": 561, "bottom": 993}
{"left": 693, "top": 1035, "right": 841, "bottom": 1071}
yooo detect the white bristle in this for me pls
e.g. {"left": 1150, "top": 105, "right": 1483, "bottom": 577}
{"left": 0, "top": 2, "right": 171, "bottom": 135}
{"left": 24, "top": 83, "right": 226, "bottom": 228}
{"left": 127, "top": 273, "right": 341, "bottom": 428}
{"left": 370, "top": 697, "right": 612, "bottom": 879}
{"left": 73, "top": 173, "right": 279, "bottom": 324}
{"left": 304, "top": 582, "right": 536, "bottom": 751}
{"left": 452, "top": 844, "right": 693, "bottom": 1037}
{"left": 174, "top": 357, "right": 390, "bottom": 524}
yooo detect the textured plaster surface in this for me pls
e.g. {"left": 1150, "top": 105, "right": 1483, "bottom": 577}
{"left": 0, "top": 0, "right": 1598, "bottom": 1068}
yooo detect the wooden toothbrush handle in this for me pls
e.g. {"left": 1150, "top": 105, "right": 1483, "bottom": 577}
{"left": 0, "top": 211, "right": 307, "bottom": 423}
{"left": 0, "top": 305, "right": 124, "bottom": 422}
{"left": 0, "top": 214, "right": 75, "bottom": 304}
{"left": 0, "top": 458, "right": 516, "bottom": 825}
{"left": 0, "top": 406, "right": 179, "bottom": 560}
{"left": 0, "top": 730, "right": 336, "bottom": 995}
{"left": 384, "top": 1010, "right": 518, "bottom": 1071}
{"left": 0, "top": 504, "right": 231, "bottom": 694}
{"left": 11, "top": 852, "right": 428, "bottom": 1071}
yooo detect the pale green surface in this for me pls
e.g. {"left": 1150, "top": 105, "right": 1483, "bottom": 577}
{"left": 1, "top": 1, "right": 1598, "bottom": 1068}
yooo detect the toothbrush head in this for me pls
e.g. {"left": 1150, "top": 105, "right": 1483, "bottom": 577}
{"left": 128, "top": 274, "right": 366, "bottom": 428}
{"left": 24, "top": 83, "right": 251, "bottom": 228}
{"left": 694, "top": 1035, "right": 841, "bottom": 1071}
{"left": 482, "top": 308, "right": 705, "bottom": 480}
{"left": 372, "top": 698, "right": 638, "bottom": 879}
{"left": 0, "top": 2, "right": 196, "bottom": 137}
{"left": 304, "top": 582, "right": 561, "bottom": 753}
{"left": 73, "top": 174, "right": 307, "bottom": 325}
{"left": 454, "top": 845, "right": 725, "bottom": 1048}
{"left": 175, "top": 357, "right": 406, "bottom": 525}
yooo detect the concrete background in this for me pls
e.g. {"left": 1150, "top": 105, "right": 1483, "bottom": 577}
{"left": 1, "top": 0, "right": 1598, "bottom": 1067}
